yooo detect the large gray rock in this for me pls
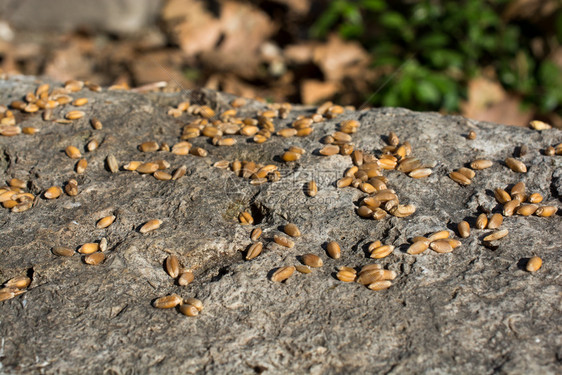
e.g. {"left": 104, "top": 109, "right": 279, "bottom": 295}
{"left": 0, "top": 0, "right": 162, "bottom": 34}
{"left": 0, "top": 75, "right": 560, "bottom": 374}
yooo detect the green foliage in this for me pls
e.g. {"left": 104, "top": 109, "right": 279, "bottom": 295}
{"left": 310, "top": 0, "right": 562, "bottom": 115}
{"left": 183, "top": 67, "right": 201, "bottom": 81}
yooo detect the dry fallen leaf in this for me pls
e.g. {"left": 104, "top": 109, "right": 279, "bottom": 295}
{"left": 313, "top": 34, "right": 370, "bottom": 82}
{"left": 199, "top": 1, "right": 277, "bottom": 78}
{"left": 269, "top": 0, "right": 311, "bottom": 15}
{"left": 503, "top": 0, "right": 560, "bottom": 22}
{"left": 461, "top": 77, "right": 532, "bottom": 126}
{"left": 205, "top": 73, "right": 258, "bottom": 99}
{"left": 161, "top": 0, "right": 222, "bottom": 56}
{"left": 301, "top": 79, "right": 339, "bottom": 104}
{"left": 129, "top": 49, "right": 192, "bottom": 88}
{"left": 284, "top": 42, "right": 316, "bottom": 64}
{"left": 44, "top": 44, "right": 93, "bottom": 82}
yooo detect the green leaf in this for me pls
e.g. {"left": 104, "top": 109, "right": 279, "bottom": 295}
{"left": 342, "top": 3, "right": 362, "bottom": 24}
{"left": 309, "top": 2, "right": 346, "bottom": 39}
{"left": 426, "top": 74, "right": 456, "bottom": 93}
{"left": 500, "top": 26, "right": 520, "bottom": 53}
{"left": 442, "top": 91, "right": 460, "bottom": 112}
{"left": 410, "top": 3, "right": 430, "bottom": 25}
{"left": 381, "top": 90, "right": 400, "bottom": 107}
{"left": 418, "top": 33, "right": 450, "bottom": 48}
{"left": 371, "top": 43, "right": 402, "bottom": 66}
{"left": 398, "top": 75, "right": 415, "bottom": 103}
{"left": 500, "top": 70, "right": 516, "bottom": 86}
{"left": 380, "top": 12, "right": 407, "bottom": 30}
{"left": 372, "top": 55, "right": 402, "bottom": 67}
{"left": 370, "top": 42, "right": 398, "bottom": 55}
{"left": 478, "top": 9, "right": 500, "bottom": 28}
{"left": 425, "top": 49, "right": 464, "bottom": 69}
{"left": 415, "top": 80, "right": 441, "bottom": 104}
{"left": 538, "top": 61, "right": 562, "bottom": 86}
{"left": 339, "top": 23, "right": 364, "bottom": 39}
{"left": 361, "top": 0, "right": 386, "bottom": 12}
{"left": 479, "top": 35, "right": 497, "bottom": 51}
{"left": 183, "top": 68, "right": 200, "bottom": 81}
{"left": 540, "top": 93, "right": 559, "bottom": 113}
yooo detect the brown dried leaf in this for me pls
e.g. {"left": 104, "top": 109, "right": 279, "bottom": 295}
{"left": 161, "top": 0, "right": 222, "bottom": 56}
{"left": 460, "top": 77, "right": 532, "bottom": 126}
{"left": 312, "top": 34, "right": 370, "bottom": 82}
{"left": 301, "top": 79, "right": 339, "bottom": 105}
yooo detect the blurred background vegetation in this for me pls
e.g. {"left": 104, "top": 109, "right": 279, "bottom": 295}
{"left": 0, "top": 0, "right": 560, "bottom": 127}
{"left": 311, "top": 0, "right": 562, "bottom": 123}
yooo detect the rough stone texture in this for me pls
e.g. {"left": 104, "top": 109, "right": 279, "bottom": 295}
{"left": 0, "top": 75, "right": 561, "bottom": 374}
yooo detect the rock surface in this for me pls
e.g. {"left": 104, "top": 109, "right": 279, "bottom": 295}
{"left": 0, "top": 75, "right": 560, "bottom": 374}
